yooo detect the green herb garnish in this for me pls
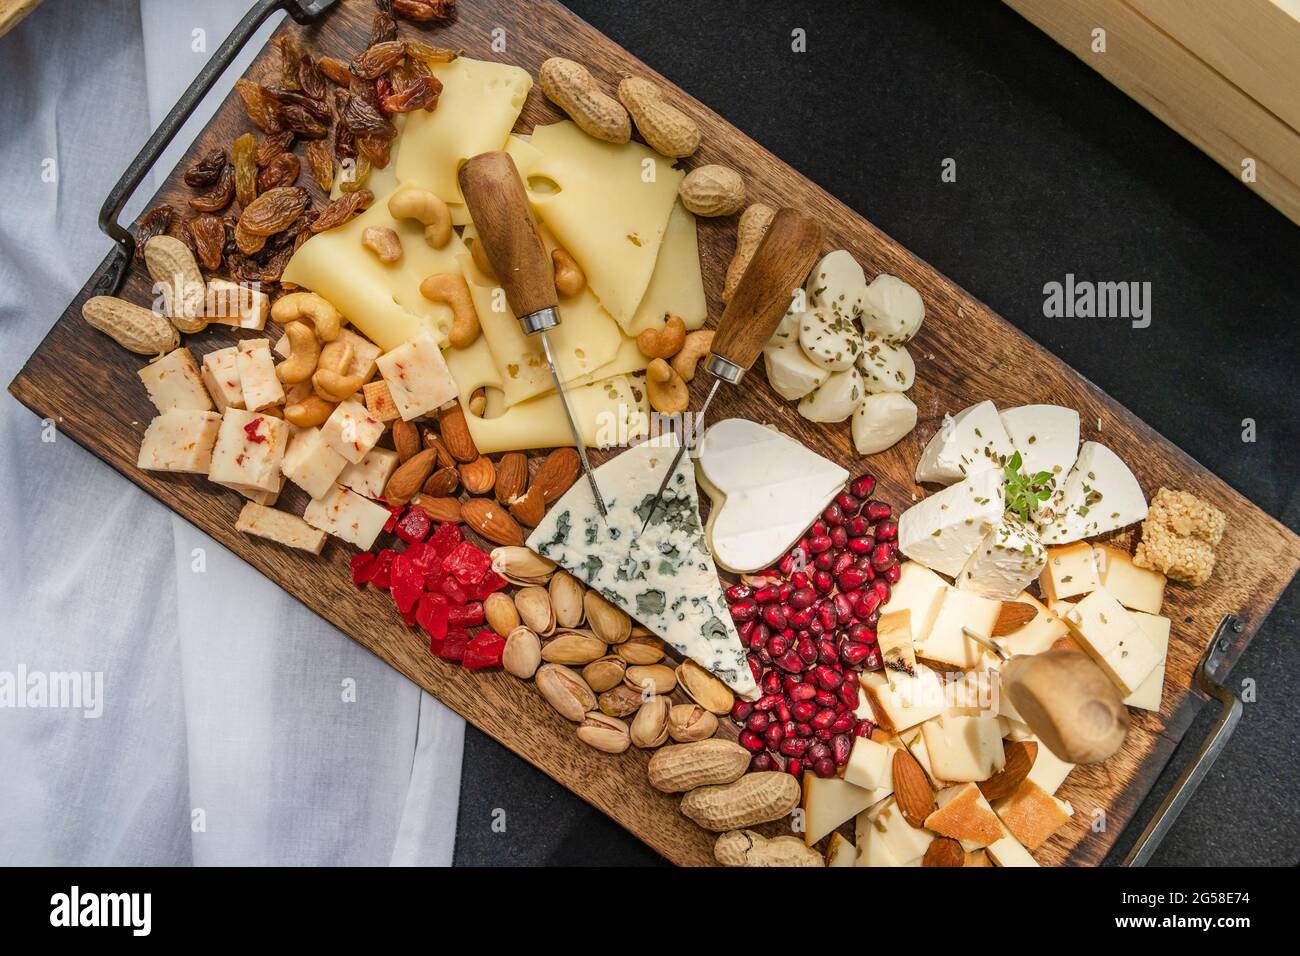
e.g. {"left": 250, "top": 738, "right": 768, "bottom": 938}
{"left": 1002, "top": 452, "right": 1055, "bottom": 522}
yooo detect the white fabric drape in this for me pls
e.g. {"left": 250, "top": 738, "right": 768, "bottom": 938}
{"left": 0, "top": 0, "right": 464, "bottom": 866}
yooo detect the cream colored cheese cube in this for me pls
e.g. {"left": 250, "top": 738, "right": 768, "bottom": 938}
{"left": 218, "top": 476, "right": 283, "bottom": 507}
{"left": 320, "top": 399, "right": 386, "bottom": 464}
{"left": 234, "top": 338, "right": 285, "bottom": 412}
{"left": 236, "top": 502, "right": 327, "bottom": 554}
{"left": 205, "top": 279, "right": 269, "bottom": 330}
{"left": 994, "top": 592, "right": 1067, "bottom": 657}
{"left": 844, "top": 735, "right": 894, "bottom": 791}
{"left": 138, "top": 347, "right": 213, "bottom": 413}
{"left": 1123, "top": 610, "right": 1170, "bottom": 711}
{"left": 1023, "top": 734, "right": 1075, "bottom": 795}
{"left": 916, "top": 587, "right": 999, "bottom": 669}
{"left": 855, "top": 797, "right": 904, "bottom": 867}
{"left": 886, "top": 562, "right": 949, "bottom": 645}
{"left": 276, "top": 325, "right": 381, "bottom": 382}
{"left": 338, "top": 446, "right": 400, "bottom": 499}
{"left": 985, "top": 821, "right": 1039, "bottom": 867}
{"left": 904, "top": 725, "right": 952, "bottom": 788}
{"left": 207, "top": 408, "right": 289, "bottom": 494}
{"left": 1094, "top": 543, "right": 1166, "bottom": 614}
{"left": 802, "top": 774, "right": 888, "bottom": 846}
{"left": 859, "top": 664, "right": 948, "bottom": 733}
{"left": 281, "top": 426, "right": 348, "bottom": 501}
{"left": 865, "top": 796, "right": 933, "bottom": 866}
{"left": 920, "top": 713, "right": 1006, "bottom": 782}
{"left": 876, "top": 609, "right": 917, "bottom": 677}
{"left": 201, "top": 347, "right": 244, "bottom": 412}
{"left": 137, "top": 410, "right": 221, "bottom": 474}
{"left": 1039, "top": 541, "right": 1100, "bottom": 603}
{"left": 1060, "top": 587, "right": 1161, "bottom": 696}
{"left": 303, "top": 483, "right": 390, "bottom": 550}
{"left": 375, "top": 332, "right": 458, "bottom": 421}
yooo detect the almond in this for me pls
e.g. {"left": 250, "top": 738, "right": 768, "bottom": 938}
{"left": 392, "top": 419, "right": 421, "bottom": 462}
{"left": 461, "top": 497, "right": 525, "bottom": 547}
{"left": 422, "top": 429, "right": 456, "bottom": 468}
{"left": 495, "top": 452, "right": 529, "bottom": 504}
{"left": 509, "top": 484, "right": 546, "bottom": 527}
{"left": 532, "top": 447, "right": 581, "bottom": 503}
{"left": 459, "top": 455, "right": 496, "bottom": 495}
{"left": 439, "top": 403, "right": 478, "bottom": 462}
{"left": 411, "top": 495, "right": 463, "bottom": 524}
{"left": 383, "top": 448, "right": 437, "bottom": 504}
{"left": 978, "top": 740, "right": 1039, "bottom": 802}
{"left": 892, "top": 749, "right": 936, "bottom": 829}
{"left": 922, "top": 837, "right": 965, "bottom": 868}
{"left": 422, "top": 466, "right": 459, "bottom": 497}
{"left": 991, "top": 600, "right": 1038, "bottom": 636}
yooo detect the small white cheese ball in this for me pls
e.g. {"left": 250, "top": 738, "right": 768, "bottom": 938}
{"left": 861, "top": 274, "right": 924, "bottom": 344}
{"left": 856, "top": 334, "right": 915, "bottom": 393}
{"left": 798, "top": 365, "right": 865, "bottom": 423}
{"left": 852, "top": 392, "right": 918, "bottom": 454}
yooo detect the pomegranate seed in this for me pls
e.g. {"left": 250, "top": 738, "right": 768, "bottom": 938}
{"left": 787, "top": 758, "right": 804, "bottom": 778}
{"left": 764, "top": 722, "right": 785, "bottom": 749}
{"left": 795, "top": 722, "right": 813, "bottom": 739}
{"left": 787, "top": 608, "right": 814, "bottom": 630}
{"left": 864, "top": 644, "right": 883, "bottom": 669}
{"left": 777, "top": 553, "right": 796, "bottom": 576}
{"left": 789, "top": 682, "right": 817, "bottom": 703}
{"left": 831, "top": 733, "right": 853, "bottom": 766}
{"left": 854, "top": 719, "right": 874, "bottom": 738}
{"left": 812, "top": 570, "right": 834, "bottom": 594}
{"left": 832, "top": 593, "right": 855, "bottom": 623}
{"left": 812, "top": 521, "right": 828, "bottom": 537}
{"left": 875, "top": 517, "right": 898, "bottom": 542}
{"left": 791, "top": 700, "right": 817, "bottom": 722}
{"left": 748, "top": 655, "right": 763, "bottom": 681}
{"left": 871, "top": 578, "right": 891, "bottom": 604}
{"left": 725, "top": 583, "right": 752, "bottom": 604}
{"left": 850, "top": 474, "right": 876, "bottom": 498}
{"left": 870, "top": 542, "right": 895, "bottom": 571}
{"left": 829, "top": 526, "right": 848, "bottom": 549}
{"left": 766, "top": 752, "right": 785, "bottom": 772}
{"left": 751, "top": 753, "right": 775, "bottom": 772}
{"left": 808, "top": 741, "right": 831, "bottom": 764}
{"left": 831, "top": 712, "right": 856, "bottom": 734}
{"left": 818, "top": 640, "right": 838, "bottom": 666}
{"left": 797, "top": 637, "right": 818, "bottom": 664}
{"left": 776, "top": 649, "right": 805, "bottom": 673}
{"left": 813, "top": 550, "right": 835, "bottom": 571}
{"left": 791, "top": 571, "right": 810, "bottom": 589}
{"left": 762, "top": 605, "right": 787, "bottom": 630}
{"left": 847, "top": 535, "right": 873, "bottom": 555}
{"left": 884, "top": 563, "right": 901, "bottom": 584}
{"left": 755, "top": 693, "right": 782, "bottom": 712}
{"left": 808, "top": 534, "right": 833, "bottom": 554}
{"left": 814, "top": 666, "right": 843, "bottom": 690}
{"left": 762, "top": 670, "right": 782, "bottom": 695}
{"left": 775, "top": 700, "right": 792, "bottom": 724}
{"left": 856, "top": 590, "right": 883, "bottom": 618}
{"left": 731, "top": 699, "right": 753, "bottom": 721}
{"left": 753, "top": 584, "right": 780, "bottom": 605}
{"left": 835, "top": 492, "right": 861, "bottom": 515}
{"left": 739, "top": 730, "right": 766, "bottom": 753}
{"left": 840, "top": 641, "right": 874, "bottom": 667}
{"left": 768, "top": 634, "right": 790, "bottom": 659}
{"left": 855, "top": 555, "right": 876, "bottom": 575}
{"left": 831, "top": 551, "right": 855, "bottom": 576}
{"left": 845, "top": 515, "right": 870, "bottom": 537}
{"left": 814, "top": 727, "right": 834, "bottom": 742}
{"left": 812, "top": 708, "right": 836, "bottom": 730}
{"left": 822, "top": 503, "right": 843, "bottom": 526}
{"left": 848, "top": 623, "right": 875, "bottom": 644}
{"left": 864, "top": 499, "right": 891, "bottom": 522}
{"left": 814, "top": 690, "right": 837, "bottom": 708}
{"left": 730, "top": 598, "right": 757, "bottom": 622}
{"left": 817, "top": 604, "right": 837, "bottom": 631}
{"left": 861, "top": 610, "right": 880, "bottom": 629}
{"left": 746, "top": 711, "right": 770, "bottom": 732}
{"left": 788, "top": 587, "right": 817, "bottom": 610}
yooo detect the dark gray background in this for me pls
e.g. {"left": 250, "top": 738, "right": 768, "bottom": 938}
{"left": 453, "top": 0, "right": 1300, "bottom": 866}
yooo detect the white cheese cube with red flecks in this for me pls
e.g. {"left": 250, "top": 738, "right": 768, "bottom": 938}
{"left": 303, "top": 483, "right": 390, "bottom": 550}
{"left": 338, "top": 446, "right": 400, "bottom": 499}
{"left": 1040, "top": 442, "right": 1148, "bottom": 544}
{"left": 218, "top": 476, "right": 283, "bottom": 506}
{"left": 375, "top": 332, "right": 458, "bottom": 421}
{"left": 205, "top": 279, "right": 269, "bottom": 330}
{"left": 281, "top": 426, "right": 348, "bottom": 500}
{"left": 1059, "top": 587, "right": 1161, "bottom": 696}
{"left": 137, "top": 410, "right": 221, "bottom": 474}
{"left": 319, "top": 399, "right": 386, "bottom": 464}
{"left": 207, "top": 408, "right": 289, "bottom": 494}
{"left": 200, "top": 347, "right": 244, "bottom": 412}
{"left": 234, "top": 338, "right": 285, "bottom": 412}
{"left": 898, "top": 467, "right": 1005, "bottom": 577}
{"left": 956, "top": 514, "right": 1046, "bottom": 601}
{"left": 915, "top": 400, "right": 1016, "bottom": 485}
{"left": 138, "top": 347, "right": 213, "bottom": 413}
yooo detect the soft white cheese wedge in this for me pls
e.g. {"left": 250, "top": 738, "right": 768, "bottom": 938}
{"left": 956, "top": 514, "right": 1047, "bottom": 601}
{"left": 898, "top": 468, "right": 1005, "bottom": 577}
{"left": 851, "top": 391, "right": 917, "bottom": 455}
{"left": 798, "top": 364, "right": 865, "bottom": 423}
{"left": 1040, "top": 442, "right": 1148, "bottom": 544}
{"left": 915, "top": 399, "right": 1016, "bottom": 485}
{"left": 998, "top": 404, "right": 1079, "bottom": 519}
{"left": 696, "top": 418, "right": 847, "bottom": 574}
{"left": 763, "top": 307, "right": 828, "bottom": 400}
{"left": 860, "top": 273, "right": 924, "bottom": 344}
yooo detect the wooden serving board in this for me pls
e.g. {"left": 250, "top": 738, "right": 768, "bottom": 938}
{"left": 9, "top": 0, "right": 1299, "bottom": 866}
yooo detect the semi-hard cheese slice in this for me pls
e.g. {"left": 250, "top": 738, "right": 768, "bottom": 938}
{"left": 282, "top": 184, "right": 468, "bottom": 352}
{"left": 626, "top": 200, "right": 706, "bottom": 337}
{"left": 393, "top": 57, "right": 532, "bottom": 204}
{"left": 518, "top": 122, "right": 683, "bottom": 331}
{"left": 696, "top": 418, "right": 848, "bottom": 573}
{"left": 527, "top": 436, "right": 756, "bottom": 698}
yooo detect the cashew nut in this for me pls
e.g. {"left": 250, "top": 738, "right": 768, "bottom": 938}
{"left": 469, "top": 386, "right": 487, "bottom": 417}
{"left": 387, "top": 187, "right": 452, "bottom": 249}
{"left": 284, "top": 395, "right": 337, "bottom": 427}
{"left": 312, "top": 340, "right": 362, "bottom": 402}
{"left": 419, "top": 272, "right": 481, "bottom": 349}
{"left": 466, "top": 237, "right": 497, "bottom": 281}
{"left": 276, "top": 321, "right": 321, "bottom": 383}
{"left": 271, "top": 292, "right": 342, "bottom": 342}
{"left": 636, "top": 315, "right": 686, "bottom": 360}
{"left": 646, "top": 358, "right": 688, "bottom": 415}
{"left": 362, "top": 226, "right": 402, "bottom": 263}
{"left": 672, "top": 330, "right": 713, "bottom": 383}
{"left": 552, "top": 247, "right": 586, "bottom": 298}
{"left": 316, "top": 340, "right": 354, "bottom": 375}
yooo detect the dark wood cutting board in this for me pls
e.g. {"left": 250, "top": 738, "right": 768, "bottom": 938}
{"left": 9, "top": 0, "right": 1299, "bottom": 866}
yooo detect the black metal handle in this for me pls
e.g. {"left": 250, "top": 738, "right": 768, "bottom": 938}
{"left": 94, "top": 0, "right": 339, "bottom": 297}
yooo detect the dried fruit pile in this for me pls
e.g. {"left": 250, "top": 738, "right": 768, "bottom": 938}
{"left": 726, "top": 473, "right": 899, "bottom": 780}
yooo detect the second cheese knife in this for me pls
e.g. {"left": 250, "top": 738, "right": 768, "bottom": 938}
{"left": 641, "top": 207, "right": 825, "bottom": 529}
{"left": 457, "top": 150, "right": 608, "bottom": 517}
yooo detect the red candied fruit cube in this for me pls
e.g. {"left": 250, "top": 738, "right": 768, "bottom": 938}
{"left": 423, "top": 565, "right": 446, "bottom": 591}
{"left": 390, "top": 552, "right": 425, "bottom": 614}
{"left": 369, "top": 550, "right": 396, "bottom": 590}
{"left": 438, "top": 575, "right": 469, "bottom": 606}
{"left": 463, "top": 632, "right": 505, "bottom": 670}
{"left": 464, "top": 570, "right": 507, "bottom": 601}
{"left": 350, "top": 553, "right": 377, "bottom": 586}
{"left": 441, "top": 540, "right": 491, "bottom": 586}
{"left": 428, "top": 522, "right": 462, "bottom": 557}
{"left": 416, "top": 592, "right": 449, "bottom": 640}
{"left": 383, "top": 504, "right": 405, "bottom": 534}
{"left": 431, "top": 627, "right": 470, "bottom": 662}
{"left": 402, "top": 540, "right": 438, "bottom": 573}
{"left": 448, "top": 602, "right": 485, "bottom": 629}
{"left": 395, "top": 507, "right": 432, "bottom": 544}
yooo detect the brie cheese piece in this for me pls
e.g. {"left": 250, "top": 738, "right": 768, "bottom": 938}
{"left": 851, "top": 391, "right": 917, "bottom": 455}
{"left": 696, "top": 419, "right": 847, "bottom": 574}
{"left": 998, "top": 404, "right": 1079, "bottom": 518}
{"left": 1040, "top": 442, "right": 1148, "bottom": 544}
{"left": 898, "top": 468, "right": 1005, "bottom": 577}
{"left": 956, "top": 514, "right": 1046, "bottom": 601}
{"left": 915, "top": 400, "right": 1015, "bottom": 485}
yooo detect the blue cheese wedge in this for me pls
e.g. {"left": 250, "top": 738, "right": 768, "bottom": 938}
{"left": 527, "top": 436, "right": 756, "bottom": 698}
{"left": 1040, "top": 442, "right": 1148, "bottom": 544}
{"left": 915, "top": 399, "right": 1015, "bottom": 485}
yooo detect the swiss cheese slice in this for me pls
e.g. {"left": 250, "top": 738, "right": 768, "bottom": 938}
{"left": 626, "top": 200, "right": 707, "bottom": 337}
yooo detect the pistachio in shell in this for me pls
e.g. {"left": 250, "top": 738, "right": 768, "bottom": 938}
{"left": 548, "top": 570, "right": 586, "bottom": 629}
{"left": 581, "top": 655, "right": 627, "bottom": 693}
{"left": 514, "top": 585, "right": 555, "bottom": 636}
{"left": 584, "top": 589, "right": 631, "bottom": 644}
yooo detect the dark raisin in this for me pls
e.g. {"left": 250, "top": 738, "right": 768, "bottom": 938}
{"left": 279, "top": 104, "right": 328, "bottom": 139}
{"left": 394, "top": 0, "right": 456, "bottom": 22}
{"left": 350, "top": 40, "right": 406, "bottom": 80}
{"left": 183, "top": 149, "right": 227, "bottom": 188}
{"left": 188, "top": 164, "right": 235, "bottom": 213}
{"left": 133, "top": 205, "right": 175, "bottom": 260}
{"left": 256, "top": 153, "right": 300, "bottom": 192}
{"left": 311, "top": 189, "right": 373, "bottom": 233}
{"left": 234, "top": 79, "right": 283, "bottom": 134}
{"left": 187, "top": 215, "right": 226, "bottom": 271}
{"left": 239, "top": 186, "right": 310, "bottom": 237}
{"left": 255, "top": 131, "right": 294, "bottom": 167}
{"left": 298, "top": 55, "right": 327, "bottom": 101}
{"left": 343, "top": 79, "right": 393, "bottom": 137}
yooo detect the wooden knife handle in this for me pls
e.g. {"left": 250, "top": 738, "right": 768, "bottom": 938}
{"left": 710, "top": 208, "right": 825, "bottom": 375}
{"left": 457, "top": 151, "right": 557, "bottom": 318}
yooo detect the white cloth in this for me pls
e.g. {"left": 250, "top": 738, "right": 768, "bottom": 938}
{"left": 0, "top": 0, "right": 464, "bottom": 865}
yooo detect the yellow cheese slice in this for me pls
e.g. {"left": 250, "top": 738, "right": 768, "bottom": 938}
{"left": 514, "top": 122, "right": 683, "bottom": 332}
{"left": 393, "top": 57, "right": 532, "bottom": 204}
{"left": 282, "top": 184, "right": 467, "bottom": 353}
{"left": 444, "top": 337, "right": 648, "bottom": 453}
{"left": 626, "top": 200, "right": 707, "bottom": 337}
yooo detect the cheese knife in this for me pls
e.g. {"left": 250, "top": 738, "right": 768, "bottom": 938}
{"left": 641, "top": 207, "right": 825, "bottom": 529}
{"left": 457, "top": 150, "right": 608, "bottom": 518}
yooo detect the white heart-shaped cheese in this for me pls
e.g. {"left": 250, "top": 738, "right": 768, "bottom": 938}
{"left": 697, "top": 419, "right": 848, "bottom": 573}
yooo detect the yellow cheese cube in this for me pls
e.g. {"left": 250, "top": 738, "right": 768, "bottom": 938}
{"left": 864, "top": 796, "right": 933, "bottom": 866}
{"left": 920, "top": 713, "right": 1006, "bottom": 782}
{"left": 236, "top": 502, "right": 326, "bottom": 554}
{"left": 281, "top": 427, "right": 348, "bottom": 501}
{"left": 985, "top": 820, "right": 1039, "bottom": 867}
{"left": 200, "top": 346, "right": 244, "bottom": 412}
{"left": 320, "top": 400, "right": 386, "bottom": 465}
{"left": 1123, "top": 610, "right": 1171, "bottom": 711}
{"left": 993, "top": 592, "right": 1067, "bottom": 657}
{"left": 338, "top": 447, "right": 400, "bottom": 500}
{"left": 993, "top": 779, "right": 1073, "bottom": 850}
{"left": 844, "top": 735, "right": 895, "bottom": 791}
{"left": 1039, "top": 542, "right": 1100, "bottom": 603}
{"left": 303, "top": 484, "right": 390, "bottom": 550}
{"left": 138, "top": 347, "right": 212, "bottom": 413}
{"left": 916, "top": 587, "right": 999, "bottom": 669}
{"left": 1059, "top": 588, "right": 1162, "bottom": 696}
{"left": 1094, "top": 543, "right": 1166, "bottom": 614}
{"left": 234, "top": 338, "right": 284, "bottom": 412}
{"left": 375, "top": 332, "right": 458, "bottom": 421}
{"left": 137, "top": 410, "right": 221, "bottom": 474}
{"left": 876, "top": 609, "right": 916, "bottom": 677}
{"left": 926, "top": 783, "right": 1003, "bottom": 850}
{"left": 205, "top": 278, "right": 269, "bottom": 330}
{"left": 885, "top": 562, "right": 948, "bottom": 644}
{"left": 1023, "top": 734, "right": 1075, "bottom": 795}
{"left": 207, "top": 408, "right": 289, "bottom": 494}
{"left": 362, "top": 380, "right": 400, "bottom": 422}
{"left": 859, "top": 664, "right": 948, "bottom": 733}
